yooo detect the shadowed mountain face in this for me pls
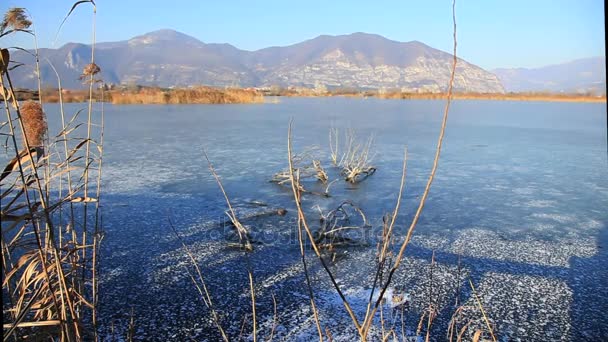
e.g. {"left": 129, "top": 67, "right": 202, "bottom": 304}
{"left": 492, "top": 57, "right": 606, "bottom": 94}
{"left": 9, "top": 29, "right": 503, "bottom": 92}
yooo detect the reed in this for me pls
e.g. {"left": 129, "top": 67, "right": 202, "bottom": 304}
{"left": 261, "top": 87, "right": 606, "bottom": 103}
{"left": 107, "top": 86, "right": 264, "bottom": 104}
{"left": 1, "top": 3, "right": 104, "bottom": 341}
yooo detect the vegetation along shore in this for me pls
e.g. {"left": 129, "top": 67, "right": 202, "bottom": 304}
{"left": 9, "top": 86, "right": 605, "bottom": 104}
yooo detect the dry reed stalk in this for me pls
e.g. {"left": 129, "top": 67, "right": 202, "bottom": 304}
{"left": 329, "top": 127, "right": 339, "bottom": 166}
{"left": 287, "top": 120, "right": 364, "bottom": 336}
{"left": 244, "top": 254, "right": 258, "bottom": 342}
{"left": 359, "top": 0, "right": 458, "bottom": 336}
{"left": 80, "top": 2, "right": 97, "bottom": 303}
{"left": 26, "top": 19, "right": 54, "bottom": 209}
{"left": 457, "top": 321, "right": 473, "bottom": 342}
{"left": 2, "top": 4, "right": 103, "bottom": 340}
{"left": 168, "top": 218, "right": 229, "bottom": 341}
{"left": 363, "top": 148, "right": 407, "bottom": 325}
{"left": 447, "top": 306, "right": 464, "bottom": 341}
{"left": 425, "top": 251, "right": 437, "bottom": 342}
{"left": 468, "top": 279, "right": 497, "bottom": 341}
{"left": 454, "top": 253, "right": 463, "bottom": 306}
{"left": 91, "top": 87, "right": 106, "bottom": 339}
{"left": 203, "top": 150, "right": 253, "bottom": 251}
{"left": 0, "top": 63, "right": 70, "bottom": 340}
{"left": 202, "top": 151, "right": 259, "bottom": 340}
{"left": 267, "top": 292, "right": 278, "bottom": 342}
{"left": 294, "top": 169, "right": 324, "bottom": 341}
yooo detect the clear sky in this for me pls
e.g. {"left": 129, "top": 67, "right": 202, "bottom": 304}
{"left": 1, "top": 0, "right": 605, "bottom": 70}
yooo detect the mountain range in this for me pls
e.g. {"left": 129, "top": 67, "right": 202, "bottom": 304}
{"left": 9, "top": 29, "right": 503, "bottom": 92}
{"left": 492, "top": 57, "right": 606, "bottom": 94}
{"left": 7, "top": 29, "right": 605, "bottom": 94}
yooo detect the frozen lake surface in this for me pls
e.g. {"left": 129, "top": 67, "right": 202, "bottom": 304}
{"left": 44, "top": 98, "right": 607, "bottom": 340}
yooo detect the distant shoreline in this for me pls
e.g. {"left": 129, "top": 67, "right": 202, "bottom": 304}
{"left": 267, "top": 89, "right": 607, "bottom": 103}
{"left": 10, "top": 87, "right": 606, "bottom": 104}
{"left": 375, "top": 93, "right": 606, "bottom": 103}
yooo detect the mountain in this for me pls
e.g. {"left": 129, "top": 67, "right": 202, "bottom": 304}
{"left": 246, "top": 32, "right": 503, "bottom": 92}
{"left": 492, "top": 57, "right": 606, "bottom": 94}
{"left": 9, "top": 29, "right": 504, "bottom": 92}
{"left": 9, "top": 30, "right": 257, "bottom": 89}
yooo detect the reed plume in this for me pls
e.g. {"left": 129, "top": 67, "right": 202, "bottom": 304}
{"left": 0, "top": 7, "right": 31, "bottom": 33}
{"left": 20, "top": 100, "right": 47, "bottom": 147}
{"left": 80, "top": 62, "right": 101, "bottom": 79}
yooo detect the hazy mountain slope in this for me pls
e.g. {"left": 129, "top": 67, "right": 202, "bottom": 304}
{"left": 9, "top": 29, "right": 503, "bottom": 92}
{"left": 492, "top": 57, "right": 606, "bottom": 94}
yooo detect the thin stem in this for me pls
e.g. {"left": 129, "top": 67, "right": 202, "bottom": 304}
{"left": 469, "top": 278, "right": 497, "bottom": 341}
{"left": 295, "top": 170, "right": 324, "bottom": 341}
{"left": 361, "top": 0, "right": 458, "bottom": 336}
{"left": 287, "top": 119, "right": 363, "bottom": 335}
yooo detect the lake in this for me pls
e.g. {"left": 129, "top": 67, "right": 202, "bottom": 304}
{"left": 45, "top": 97, "right": 607, "bottom": 340}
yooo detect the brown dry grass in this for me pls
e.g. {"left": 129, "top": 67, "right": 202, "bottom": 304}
{"left": 261, "top": 88, "right": 606, "bottom": 103}
{"left": 40, "top": 89, "right": 92, "bottom": 103}
{"left": 108, "top": 86, "right": 264, "bottom": 104}
{"left": 36, "top": 86, "right": 264, "bottom": 104}
{"left": 2, "top": 4, "right": 103, "bottom": 341}
{"left": 377, "top": 91, "right": 607, "bottom": 103}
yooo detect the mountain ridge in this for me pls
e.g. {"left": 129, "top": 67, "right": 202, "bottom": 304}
{"left": 10, "top": 29, "right": 502, "bottom": 91}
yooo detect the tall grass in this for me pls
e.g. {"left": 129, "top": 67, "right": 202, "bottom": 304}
{"left": 1, "top": 3, "right": 104, "bottom": 341}
{"left": 108, "top": 86, "right": 264, "bottom": 104}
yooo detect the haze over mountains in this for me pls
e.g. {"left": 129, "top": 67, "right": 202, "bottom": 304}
{"left": 8, "top": 29, "right": 605, "bottom": 94}
{"left": 492, "top": 57, "right": 606, "bottom": 94}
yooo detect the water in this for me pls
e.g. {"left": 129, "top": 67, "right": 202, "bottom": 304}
{"left": 42, "top": 98, "right": 608, "bottom": 340}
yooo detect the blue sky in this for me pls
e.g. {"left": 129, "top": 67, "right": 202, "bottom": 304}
{"left": 1, "top": 0, "right": 605, "bottom": 70}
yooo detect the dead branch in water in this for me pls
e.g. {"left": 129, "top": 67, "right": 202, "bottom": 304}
{"left": 271, "top": 147, "right": 332, "bottom": 196}
{"left": 314, "top": 201, "right": 371, "bottom": 248}
{"left": 312, "top": 159, "right": 328, "bottom": 183}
